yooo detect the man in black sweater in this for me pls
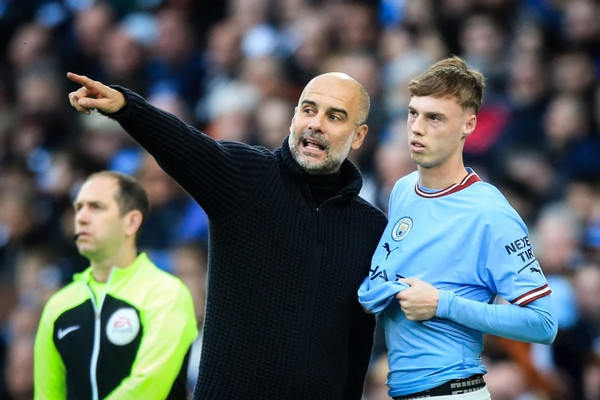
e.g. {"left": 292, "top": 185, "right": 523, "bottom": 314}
{"left": 67, "top": 71, "right": 387, "bottom": 400}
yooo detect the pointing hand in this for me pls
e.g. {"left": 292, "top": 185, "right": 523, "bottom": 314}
{"left": 67, "top": 72, "right": 126, "bottom": 114}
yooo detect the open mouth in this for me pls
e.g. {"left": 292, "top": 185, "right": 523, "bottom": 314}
{"left": 303, "top": 138, "right": 326, "bottom": 151}
{"left": 410, "top": 140, "right": 426, "bottom": 151}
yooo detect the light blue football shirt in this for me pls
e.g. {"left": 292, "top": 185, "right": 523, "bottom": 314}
{"left": 358, "top": 169, "right": 554, "bottom": 397}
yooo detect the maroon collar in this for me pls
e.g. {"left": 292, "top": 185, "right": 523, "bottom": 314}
{"left": 414, "top": 171, "right": 481, "bottom": 198}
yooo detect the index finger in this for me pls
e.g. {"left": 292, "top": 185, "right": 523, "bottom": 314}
{"left": 66, "top": 72, "right": 97, "bottom": 88}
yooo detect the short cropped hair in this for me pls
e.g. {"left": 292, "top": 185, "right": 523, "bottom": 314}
{"left": 301, "top": 72, "right": 371, "bottom": 126}
{"left": 408, "top": 56, "right": 485, "bottom": 113}
{"left": 86, "top": 170, "right": 150, "bottom": 226}
{"left": 356, "top": 82, "right": 370, "bottom": 126}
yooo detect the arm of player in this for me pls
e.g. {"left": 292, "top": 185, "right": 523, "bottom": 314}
{"left": 358, "top": 276, "right": 410, "bottom": 314}
{"left": 395, "top": 277, "right": 557, "bottom": 344}
{"left": 104, "top": 284, "right": 198, "bottom": 400}
{"left": 395, "top": 277, "right": 439, "bottom": 320}
{"left": 436, "top": 290, "right": 557, "bottom": 344}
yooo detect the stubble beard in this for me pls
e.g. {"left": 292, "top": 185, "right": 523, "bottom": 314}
{"left": 290, "top": 135, "right": 344, "bottom": 175}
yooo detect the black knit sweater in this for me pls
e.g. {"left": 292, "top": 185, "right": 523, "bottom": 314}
{"left": 109, "top": 88, "right": 388, "bottom": 400}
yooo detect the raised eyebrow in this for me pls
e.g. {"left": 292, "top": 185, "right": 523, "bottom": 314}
{"left": 301, "top": 100, "right": 348, "bottom": 119}
{"left": 300, "top": 99, "right": 317, "bottom": 108}
{"left": 327, "top": 106, "right": 348, "bottom": 120}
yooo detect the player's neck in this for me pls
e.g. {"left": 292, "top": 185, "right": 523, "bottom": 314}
{"left": 417, "top": 163, "right": 468, "bottom": 190}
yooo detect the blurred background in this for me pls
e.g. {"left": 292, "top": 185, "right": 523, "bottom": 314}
{"left": 0, "top": 0, "right": 599, "bottom": 399}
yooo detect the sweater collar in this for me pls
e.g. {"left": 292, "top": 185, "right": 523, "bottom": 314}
{"left": 276, "top": 136, "right": 363, "bottom": 197}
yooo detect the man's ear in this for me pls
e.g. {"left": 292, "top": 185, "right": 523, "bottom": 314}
{"left": 124, "top": 210, "right": 143, "bottom": 238}
{"left": 289, "top": 106, "right": 298, "bottom": 134}
{"left": 463, "top": 114, "right": 477, "bottom": 139}
{"left": 351, "top": 124, "right": 369, "bottom": 150}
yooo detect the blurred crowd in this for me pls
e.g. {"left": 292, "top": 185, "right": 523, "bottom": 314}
{"left": 0, "top": 0, "right": 599, "bottom": 399}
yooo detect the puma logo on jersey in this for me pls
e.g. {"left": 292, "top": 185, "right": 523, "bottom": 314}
{"left": 383, "top": 243, "right": 398, "bottom": 259}
{"left": 57, "top": 325, "right": 80, "bottom": 340}
{"left": 530, "top": 267, "right": 542, "bottom": 275}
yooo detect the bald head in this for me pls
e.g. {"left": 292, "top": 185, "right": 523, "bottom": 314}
{"left": 289, "top": 71, "right": 370, "bottom": 174}
{"left": 300, "top": 72, "right": 370, "bottom": 126}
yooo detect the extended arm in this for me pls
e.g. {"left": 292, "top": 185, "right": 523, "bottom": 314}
{"left": 66, "top": 72, "right": 270, "bottom": 218}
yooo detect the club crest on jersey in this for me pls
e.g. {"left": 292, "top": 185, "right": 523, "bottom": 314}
{"left": 392, "top": 217, "right": 413, "bottom": 241}
{"left": 106, "top": 307, "right": 140, "bottom": 345}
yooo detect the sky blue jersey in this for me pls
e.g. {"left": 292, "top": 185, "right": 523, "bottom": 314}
{"left": 358, "top": 169, "right": 556, "bottom": 397}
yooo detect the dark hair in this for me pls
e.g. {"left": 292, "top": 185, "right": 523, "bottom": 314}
{"left": 86, "top": 170, "right": 150, "bottom": 229}
{"left": 408, "top": 56, "right": 485, "bottom": 113}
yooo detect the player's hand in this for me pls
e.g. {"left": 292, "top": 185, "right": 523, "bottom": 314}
{"left": 67, "top": 72, "right": 126, "bottom": 114}
{"left": 395, "top": 278, "right": 439, "bottom": 321}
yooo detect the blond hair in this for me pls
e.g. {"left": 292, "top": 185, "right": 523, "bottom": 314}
{"left": 408, "top": 56, "right": 485, "bottom": 113}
